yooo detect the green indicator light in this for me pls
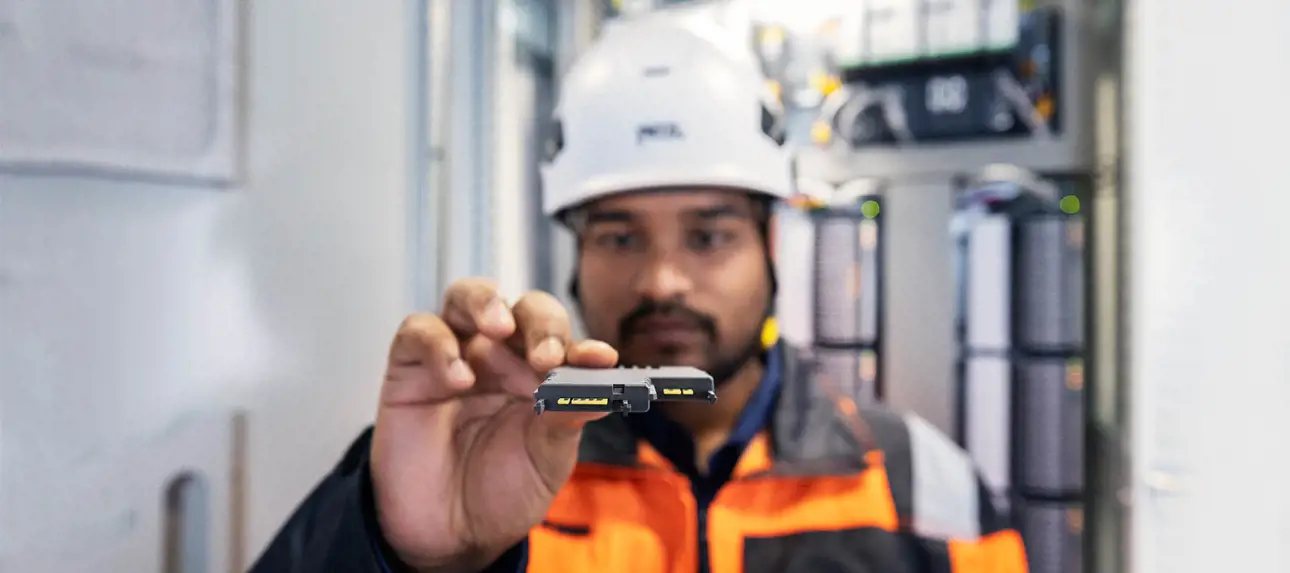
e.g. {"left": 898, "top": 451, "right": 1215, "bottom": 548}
{"left": 1059, "top": 195, "right": 1080, "bottom": 214}
{"left": 861, "top": 200, "right": 881, "bottom": 218}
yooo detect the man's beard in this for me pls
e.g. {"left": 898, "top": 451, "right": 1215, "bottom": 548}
{"left": 692, "top": 325, "right": 766, "bottom": 388}
{"left": 611, "top": 298, "right": 770, "bottom": 388}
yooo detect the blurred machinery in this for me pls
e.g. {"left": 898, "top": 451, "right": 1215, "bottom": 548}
{"left": 715, "top": 1, "right": 1106, "bottom": 572}
{"left": 801, "top": 184, "right": 885, "bottom": 405}
{"left": 953, "top": 169, "right": 1087, "bottom": 573}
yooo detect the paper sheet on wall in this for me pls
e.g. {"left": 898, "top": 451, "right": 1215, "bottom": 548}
{"left": 0, "top": 0, "right": 239, "bottom": 183}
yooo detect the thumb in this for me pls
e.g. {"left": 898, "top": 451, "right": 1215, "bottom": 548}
{"left": 522, "top": 338, "right": 616, "bottom": 462}
{"left": 534, "top": 410, "right": 607, "bottom": 440}
{"left": 521, "top": 412, "right": 602, "bottom": 491}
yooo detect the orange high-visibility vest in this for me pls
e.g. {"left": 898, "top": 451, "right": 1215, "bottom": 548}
{"left": 525, "top": 346, "right": 1028, "bottom": 573}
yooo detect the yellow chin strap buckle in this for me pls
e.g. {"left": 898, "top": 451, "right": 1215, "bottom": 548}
{"left": 761, "top": 316, "right": 779, "bottom": 349}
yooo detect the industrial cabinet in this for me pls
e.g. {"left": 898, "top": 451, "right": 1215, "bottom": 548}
{"left": 811, "top": 200, "right": 884, "bottom": 403}
{"left": 954, "top": 184, "right": 1088, "bottom": 572}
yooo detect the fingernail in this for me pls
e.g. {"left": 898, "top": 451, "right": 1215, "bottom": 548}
{"left": 535, "top": 337, "right": 564, "bottom": 363}
{"left": 449, "top": 359, "right": 474, "bottom": 385}
{"left": 580, "top": 339, "right": 614, "bottom": 352}
{"left": 484, "top": 298, "right": 513, "bottom": 329}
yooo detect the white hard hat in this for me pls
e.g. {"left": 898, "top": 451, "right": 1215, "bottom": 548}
{"left": 540, "top": 19, "right": 795, "bottom": 218}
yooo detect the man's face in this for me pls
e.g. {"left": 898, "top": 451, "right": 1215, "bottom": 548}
{"left": 575, "top": 189, "right": 772, "bottom": 382}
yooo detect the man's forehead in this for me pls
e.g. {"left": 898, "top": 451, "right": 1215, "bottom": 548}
{"left": 583, "top": 188, "right": 757, "bottom": 219}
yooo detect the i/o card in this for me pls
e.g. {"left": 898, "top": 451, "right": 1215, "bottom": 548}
{"left": 642, "top": 366, "right": 718, "bottom": 404}
{"left": 533, "top": 366, "right": 718, "bottom": 416}
{"left": 533, "top": 367, "right": 655, "bottom": 415}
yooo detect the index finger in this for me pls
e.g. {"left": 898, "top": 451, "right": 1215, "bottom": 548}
{"left": 510, "top": 291, "right": 573, "bottom": 371}
{"left": 441, "top": 277, "right": 515, "bottom": 339}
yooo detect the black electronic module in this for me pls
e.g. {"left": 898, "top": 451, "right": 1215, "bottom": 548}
{"left": 533, "top": 366, "right": 716, "bottom": 416}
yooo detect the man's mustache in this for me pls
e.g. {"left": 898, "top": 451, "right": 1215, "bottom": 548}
{"left": 618, "top": 299, "right": 717, "bottom": 341}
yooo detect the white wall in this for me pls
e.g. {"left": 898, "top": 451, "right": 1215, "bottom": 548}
{"left": 1126, "top": 0, "right": 1290, "bottom": 571}
{"left": 0, "top": 0, "right": 415, "bottom": 568}
{"left": 493, "top": 0, "right": 554, "bottom": 303}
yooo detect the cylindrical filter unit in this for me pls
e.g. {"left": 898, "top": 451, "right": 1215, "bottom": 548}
{"left": 1015, "top": 216, "right": 1085, "bottom": 351}
{"left": 813, "top": 346, "right": 880, "bottom": 406}
{"left": 1016, "top": 501, "right": 1084, "bottom": 573}
{"left": 1015, "top": 358, "right": 1085, "bottom": 493}
{"left": 812, "top": 212, "right": 882, "bottom": 346}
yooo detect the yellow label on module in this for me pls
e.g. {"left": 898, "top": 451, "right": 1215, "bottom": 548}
{"left": 662, "top": 388, "right": 695, "bottom": 395}
{"left": 557, "top": 398, "right": 608, "bottom": 405}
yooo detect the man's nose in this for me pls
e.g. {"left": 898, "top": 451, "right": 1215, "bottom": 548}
{"left": 633, "top": 254, "right": 694, "bottom": 301}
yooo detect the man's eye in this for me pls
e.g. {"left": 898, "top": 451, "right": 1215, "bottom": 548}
{"left": 594, "top": 233, "right": 638, "bottom": 250}
{"left": 688, "top": 229, "right": 732, "bottom": 251}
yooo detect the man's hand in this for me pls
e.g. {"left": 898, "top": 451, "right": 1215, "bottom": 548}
{"left": 369, "top": 278, "right": 616, "bottom": 571}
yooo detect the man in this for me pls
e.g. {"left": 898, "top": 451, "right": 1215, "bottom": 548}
{"left": 251, "top": 19, "right": 1028, "bottom": 573}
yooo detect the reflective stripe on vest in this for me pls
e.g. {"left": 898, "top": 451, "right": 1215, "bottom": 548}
{"left": 862, "top": 406, "right": 1030, "bottom": 573}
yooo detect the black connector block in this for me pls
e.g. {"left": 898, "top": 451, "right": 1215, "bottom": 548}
{"left": 533, "top": 366, "right": 717, "bottom": 416}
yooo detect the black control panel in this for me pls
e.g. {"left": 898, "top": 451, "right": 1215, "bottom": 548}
{"left": 833, "top": 8, "right": 1061, "bottom": 147}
